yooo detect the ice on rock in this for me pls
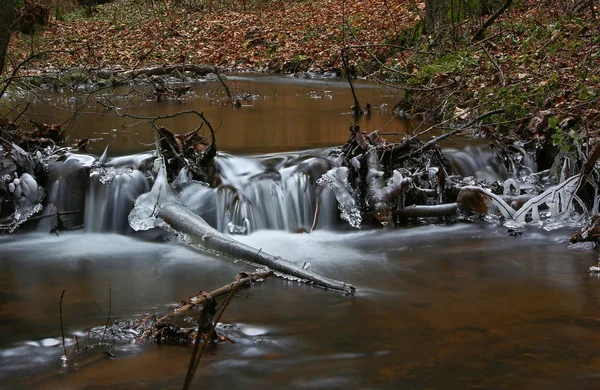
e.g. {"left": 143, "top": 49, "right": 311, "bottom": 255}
{"left": 317, "top": 167, "right": 362, "bottom": 228}
{"left": 90, "top": 166, "right": 136, "bottom": 184}
{"left": 128, "top": 158, "right": 177, "bottom": 231}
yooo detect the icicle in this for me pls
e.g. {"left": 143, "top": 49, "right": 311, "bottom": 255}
{"left": 532, "top": 204, "right": 540, "bottom": 222}
{"left": 97, "top": 145, "right": 109, "bottom": 166}
{"left": 559, "top": 157, "right": 571, "bottom": 183}
{"left": 317, "top": 167, "right": 362, "bottom": 228}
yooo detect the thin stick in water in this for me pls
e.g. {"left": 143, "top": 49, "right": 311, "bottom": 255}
{"left": 100, "top": 285, "right": 112, "bottom": 345}
{"left": 59, "top": 289, "right": 67, "bottom": 358}
{"left": 183, "top": 282, "right": 241, "bottom": 390}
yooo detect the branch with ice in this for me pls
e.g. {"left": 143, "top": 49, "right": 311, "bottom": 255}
{"left": 457, "top": 174, "right": 583, "bottom": 230}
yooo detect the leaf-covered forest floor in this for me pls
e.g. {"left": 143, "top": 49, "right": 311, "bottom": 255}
{"left": 5, "top": 0, "right": 600, "bottom": 162}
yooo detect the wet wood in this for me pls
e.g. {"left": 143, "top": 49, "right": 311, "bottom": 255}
{"left": 130, "top": 64, "right": 215, "bottom": 79}
{"left": 365, "top": 146, "right": 392, "bottom": 226}
{"left": 396, "top": 203, "right": 459, "bottom": 218}
{"left": 157, "top": 270, "right": 272, "bottom": 323}
{"left": 157, "top": 203, "right": 355, "bottom": 294}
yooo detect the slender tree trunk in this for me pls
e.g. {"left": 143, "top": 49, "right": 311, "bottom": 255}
{"left": 424, "top": 0, "right": 449, "bottom": 35}
{"left": 0, "top": 0, "right": 16, "bottom": 76}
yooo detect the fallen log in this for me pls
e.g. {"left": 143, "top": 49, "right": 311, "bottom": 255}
{"left": 396, "top": 203, "right": 459, "bottom": 218}
{"left": 130, "top": 65, "right": 215, "bottom": 79}
{"left": 157, "top": 203, "right": 355, "bottom": 294}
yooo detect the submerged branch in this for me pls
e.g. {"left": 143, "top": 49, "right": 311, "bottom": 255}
{"left": 156, "top": 270, "right": 272, "bottom": 323}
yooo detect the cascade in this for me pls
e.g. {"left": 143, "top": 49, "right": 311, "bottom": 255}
{"left": 444, "top": 145, "right": 508, "bottom": 182}
{"left": 85, "top": 169, "right": 150, "bottom": 232}
{"left": 181, "top": 151, "right": 339, "bottom": 234}
{"left": 38, "top": 145, "right": 529, "bottom": 234}
{"left": 38, "top": 154, "right": 95, "bottom": 231}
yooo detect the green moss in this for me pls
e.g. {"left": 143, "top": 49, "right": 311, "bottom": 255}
{"left": 69, "top": 72, "right": 88, "bottom": 84}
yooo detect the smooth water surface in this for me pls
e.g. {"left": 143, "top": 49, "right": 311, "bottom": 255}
{"left": 12, "top": 75, "right": 414, "bottom": 155}
{"left": 1, "top": 226, "right": 599, "bottom": 389}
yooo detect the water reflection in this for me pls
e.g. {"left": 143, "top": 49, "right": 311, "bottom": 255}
{"left": 11, "top": 75, "right": 414, "bottom": 155}
{"left": 1, "top": 226, "right": 600, "bottom": 389}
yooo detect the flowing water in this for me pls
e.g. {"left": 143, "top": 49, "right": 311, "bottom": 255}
{"left": 1, "top": 76, "right": 599, "bottom": 389}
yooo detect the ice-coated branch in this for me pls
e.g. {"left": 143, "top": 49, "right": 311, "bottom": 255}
{"left": 157, "top": 203, "right": 355, "bottom": 294}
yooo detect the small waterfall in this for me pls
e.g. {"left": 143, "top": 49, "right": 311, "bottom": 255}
{"left": 39, "top": 145, "right": 528, "bottom": 234}
{"left": 445, "top": 145, "right": 508, "bottom": 182}
{"left": 40, "top": 153, "right": 151, "bottom": 233}
{"left": 39, "top": 154, "right": 95, "bottom": 231}
{"left": 84, "top": 153, "right": 153, "bottom": 232}
{"left": 180, "top": 151, "right": 338, "bottom": 234}
{"left": 84, "top": 169, "right": 150, "bottom": 232}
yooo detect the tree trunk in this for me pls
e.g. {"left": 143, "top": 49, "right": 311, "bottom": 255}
{"left": 425, "top": 0, "right": 499, "bottom": 35}
{"left": 424, "top": 0, "right": 449, "bottom": 35}
{"left": 0, "top": 0, "right": 16, "bottom": 76}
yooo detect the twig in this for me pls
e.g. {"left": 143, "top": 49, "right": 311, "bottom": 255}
{"left": 100, "top": 285, "right": 112, "bottom": 345}
{"left": 381, "top": 0, "right": 399, "bottom": 36}
{"left": 213, "top": 71, "right": 236, "bottom": 106}
{"left": 341, "top": 47, "right": 362, "bottom": 117}
{"left": 0, "top": 49, "right": 73, "bottom": 99}
{"left": 392, "top": 108, "right": 505, "bottom": 161}
{"left": 97, "top": 103, "right": 217, "bottom": 153}
{"left": 59, "top": 290, "right": 67, "bottom": 358}
{"left": 23, "top": 210, "right": 80, "bottom": 223}
{"left": 183, "top": 281, "right": 242, "bottom": 390}
{"left": 480, "top": 43, "right": 505, "bottom": 86}
{"left": 156, "top": 270, "right": 272, "bottom": 323}
{"left": 0, "top": 102, "right": 30, "bottom": 122}
{"left": 182, "top": 296, "right": 215, "bottom": 390}
{"left": 416, "top": 108, "right": 505, "bottom": 150}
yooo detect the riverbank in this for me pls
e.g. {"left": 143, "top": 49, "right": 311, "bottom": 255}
{"left": 4, "top": 1, "right": 600, "bottom": 162}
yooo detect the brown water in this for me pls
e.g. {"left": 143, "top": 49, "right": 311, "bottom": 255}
{"left": 1, "top": 76, "right": 599, "bottom": 389}
{"left": 15, "top": 75, "right": 417, "bottom": 155}
{"left": 1, "top": 227, "right": 599, "bottom": 389}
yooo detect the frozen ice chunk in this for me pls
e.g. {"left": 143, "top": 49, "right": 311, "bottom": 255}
{"left": 317, "top": 167, "right": 362, "bottom": 228}
{"left": 128, "top": 158, "right": 177, "bottom": 231}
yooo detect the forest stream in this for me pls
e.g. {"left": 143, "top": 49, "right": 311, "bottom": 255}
{"left": 1, "top": 76, "right": 599, "bottom": 389}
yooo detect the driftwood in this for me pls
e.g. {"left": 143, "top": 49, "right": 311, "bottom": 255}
{"left": 157, "top": 203, "right": 355, "bottom": 294}
{"left": 130, "top": 64, "right": 216, "bottom": 79}
{"left": 396, "top": 203, "right": 459, "bottom": 218}
{"left": 60, "top": 270, "right": 272, "bottom": 359}
{"left": 334, "top": 124, "right": 455, "bottom": 227}
{"left": 156, "top": 270, "right": 272, "bottom": 323}
{"left": 365, "top": 146, "right": 392, "bottom": 225}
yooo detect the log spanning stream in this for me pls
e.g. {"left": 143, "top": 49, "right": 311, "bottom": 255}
{"left": 1, "top": 76, "right": 600, "bottom": 389}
